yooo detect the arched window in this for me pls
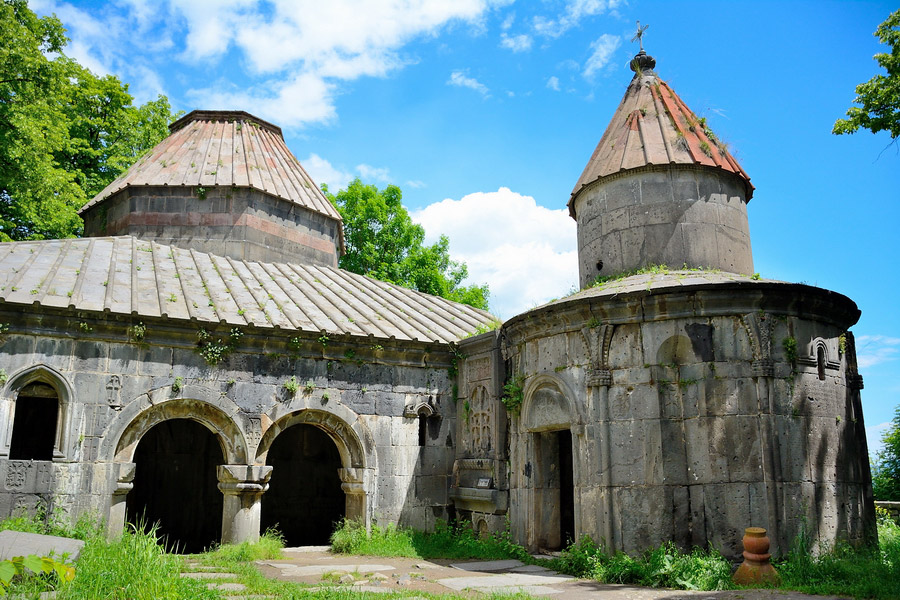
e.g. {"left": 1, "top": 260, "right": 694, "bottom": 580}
{"left": 9, "top": 382, "right": 59, "bottom": 460}
{"left": 817, "top": 345, "right": 826, "bottom": 381}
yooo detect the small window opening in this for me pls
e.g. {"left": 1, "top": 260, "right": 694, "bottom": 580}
{"left": 817, "top": 346, "right": 826, "bottom": 381}
{"left": 418, "top": 414, "right": 427, "bottom": 446}
{"left": 9, "top": 382, "right": 58, "bottom": 460}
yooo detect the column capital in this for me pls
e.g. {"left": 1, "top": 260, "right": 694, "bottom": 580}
{"left": 217, "top": 464, "right": 273, "bottom": 495}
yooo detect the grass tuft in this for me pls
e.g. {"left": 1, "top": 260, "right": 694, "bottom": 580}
{"left": 57, "top": 523, "right": 218, "bottom": 600}
{"left": 330, "top": 519, "right": 529, "bottom": 561}
{"left": 204, "top": 528, "right": 285, "bottom": 564}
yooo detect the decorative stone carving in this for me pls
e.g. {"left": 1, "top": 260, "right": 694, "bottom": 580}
{"left": 403, "top": 396, "right": 437, "bottom": 418}
{"left": 246, "top": 416, "right": 262, "bottom": 448}
{"left": 581, "top": 324, "right": 613, "bottom": 388}
{"left": 744, "top": 313, "right": 774, "bottom": 377}
{"left": 468, "top": 386, "right": 492, "bottom": 454}
{"left": 106, "top": 375, "right": 122, "bottom": 410}
{"left": 5, "top": 461, "right": 28, "bottom": 490}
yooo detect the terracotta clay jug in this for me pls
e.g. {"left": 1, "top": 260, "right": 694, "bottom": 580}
{"left": 733, "top": 527, "right": 780, "bottom": 585}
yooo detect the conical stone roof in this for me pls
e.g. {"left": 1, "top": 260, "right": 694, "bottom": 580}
{"left": 81, "top": 110, "right": 341, "bottom": 222}
{"left": 569, "top": 54, "right": 754, "bottom": 218}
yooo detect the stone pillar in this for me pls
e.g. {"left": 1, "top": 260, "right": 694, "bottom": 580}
{"left": 217, "top": 465, "right": 273, "bottom": 544}
{"left": 339, "top": 467, "right": 372, "bottom": 529}
{"left": 107, "top": 462, "right": 136, "bottom": 540}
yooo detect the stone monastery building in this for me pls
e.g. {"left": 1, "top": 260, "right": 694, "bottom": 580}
{"left": 0, "top": 49, "right": 874, "bottom": 557}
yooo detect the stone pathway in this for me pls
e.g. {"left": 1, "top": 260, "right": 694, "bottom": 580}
{"left": 187, "top": 548, "right": 852, "bottom": 599}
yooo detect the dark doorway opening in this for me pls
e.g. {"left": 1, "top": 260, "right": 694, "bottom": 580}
{"left": 534, "top": 428, "right": 575, "bottom": 551}
{"left": 261, "top": 424, "right": 344, "bottom": 546}
{"left": 10, "top": 383, "right": 58, "bottom": 460}
{"left": 558, "top": 429, "right": 575, "bottom": 546}
{"left": 126, "top": 419, "right": 224, "bottom": 553}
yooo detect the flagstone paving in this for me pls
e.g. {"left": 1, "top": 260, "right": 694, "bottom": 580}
{"left": 185, "top": 547, "right": 853, "bottom": 600}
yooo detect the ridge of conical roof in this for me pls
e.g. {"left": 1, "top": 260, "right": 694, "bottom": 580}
{"left": 80, "top": 110, "right": 343, "bottom": 226}
{"left": 568, "top": 55, "right": 754, "bottom": 218}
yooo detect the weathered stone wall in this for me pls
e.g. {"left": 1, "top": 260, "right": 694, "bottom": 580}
{"left": 452, "top": 332, "right": 509, "bottom": 533}
{"left": 458, "top": 282, "right": 873, "bottom": 559}
{"left": 573, "top": 165, "right": 753, "bottom": 286}
{"left": 876, "top": 501, "right": 900, "bottom": 523}
{"left": 0, "top": 310, "right": 454, "bottom": 539}
{"left": 82, "top": 186, "right": 341, "bottom": 267}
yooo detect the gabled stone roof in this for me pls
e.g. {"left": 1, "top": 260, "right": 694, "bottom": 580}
{"left": 569, "top": 57, "right": 754, "bottom": 217}
{"left": 80, "top": 110, "right": 341, "bottom": 224}
{"left": 0, "top": 237, "right": 496, "bottom": 343}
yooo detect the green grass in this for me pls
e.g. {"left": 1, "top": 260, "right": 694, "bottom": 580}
{"left": 55, "top": 524, "right": 218, "bottom": 600}
{"left": 774, "top": 514, "right": 900, "bottom": 600}
{"left": 330, "top": 519, "right": 529, "bottom": 561}
{"left": 546, "top": 536, "right": 733, "bottom": 591}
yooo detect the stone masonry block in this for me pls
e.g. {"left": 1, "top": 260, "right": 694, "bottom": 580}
{"left": 391, "top": 417, "right": 419, "bottom": 447}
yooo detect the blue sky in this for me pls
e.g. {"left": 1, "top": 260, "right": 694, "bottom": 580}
{"left": 31, "top": 0, "right": 899, "bottom": 453}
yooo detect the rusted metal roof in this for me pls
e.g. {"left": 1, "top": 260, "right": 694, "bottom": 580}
{"left": 80, "top": 110, "right": 342, "bottom": 224}
{"left": 0, "top": 237, "right": 496, "bottom": 344}
{"left": 569, "top": 63, "right": 754, "bottom": 217}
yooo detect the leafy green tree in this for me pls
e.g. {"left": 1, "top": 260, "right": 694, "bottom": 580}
{"left": 872, "top": 406, "right": 900, "bottom": 500}
{"left": 326, "top": 178, "right": 490, "bottom": 310}
{"left": 0, "top": 0, "right": 177, "bottom": 241}
{"left": 833, "top": 9, "right": 900, "bottom": 142}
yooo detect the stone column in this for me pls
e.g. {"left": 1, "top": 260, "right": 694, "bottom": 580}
{"left": 339, "top": 467, "right": 372, "bottom": 529}
{"left": 217, "top": 465, "right": 273, "bottom": 544}
{"left": 107, "top": 462, "right": 136, "bottom": 540}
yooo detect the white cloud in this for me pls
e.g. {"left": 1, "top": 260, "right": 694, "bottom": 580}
{"left": 533, "top": 0, "right": 618, "bottom": 38}
{"left": 500, "top": 33, "right": 532, "bottom": 52}
{"left": 406, "top": 180, "right": 427, "bottom": 189}
{"left": 547, "top": 76, "right": 561, "bottom": 91}
{"left": 448, "top": 71, "right": 490, "bottom": 97}
{"left": 411, "top": 188, "right": 577, "bottom": 319}
{"left": 357, "top": 164, "right": 392, "bottom": 183}
{"left": 301, "top": 153, "right": 353, "bottom": 191}
{"left": 34, "top": 0, "right": 503, "bottom": 128}
{"left": 190, "top": 72, "right": 337, "bottom": 127}
{"left": 500, "top": 12, "right": 515, "bottom": 30}
{"left": 583, "top": 34, "right": 621, "bottom": 79}
{"left": 857, "top": 335, "right": 900, "bottom": 369}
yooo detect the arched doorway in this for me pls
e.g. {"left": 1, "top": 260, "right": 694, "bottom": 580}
{"left": 126, "top": 419, "right": 224, "bottom": 553}
{"left": 261, "top": 424, "right": 344, "bottom": 546}
{"left": 9, "top": 382, "right": 58, "bottom": 461}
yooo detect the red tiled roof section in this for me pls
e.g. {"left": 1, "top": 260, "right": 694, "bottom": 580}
{"left": 569, "top": 74, "right": 754, "bottom": 217}
{"left": 80, "top": 110, "right": 342, "bottom": 223}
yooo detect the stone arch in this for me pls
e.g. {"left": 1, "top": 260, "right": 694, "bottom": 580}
{"left": 112, "top": 396, "right": 248, "bottom": 465}
{"left": 256, "top": 408, "right": 373, "bottom": 540}
{"left": 521, "top": 374, "right": 579, "bottom": 432}
{"left": 0, "top": 364, "right": 74, "bottom": 460}
{"left": 256, "top": 408, "right": 368, "bottom": 469}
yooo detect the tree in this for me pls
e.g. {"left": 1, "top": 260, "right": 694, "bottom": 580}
{"left": 326, "top": 178, "right": 490, "bottom": 310}
{"left": 833, "top": 9, "right": 900, "bottom": 142}
{"left": 872, "top": 406, "right": 900, "bottom": 500}
{"left": 0, "top": 0, "right": 177, "bottom": 241}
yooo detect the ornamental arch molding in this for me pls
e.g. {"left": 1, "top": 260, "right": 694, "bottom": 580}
{"left": 0, "top": 364, "right": 74, "bottom": 460}
{"left": 109, "top": 387, "right": 248, "bottom": 465}
{"left": 521, "top": 374, "right": 581, "bottom": 433}
{"left": 255, "top": 408, "right": 370, "bottom": 470}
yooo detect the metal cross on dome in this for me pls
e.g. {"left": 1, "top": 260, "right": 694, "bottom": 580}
{"left": 632, "top": 20, "right": 649, "bottom": 51}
